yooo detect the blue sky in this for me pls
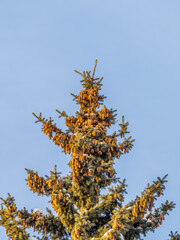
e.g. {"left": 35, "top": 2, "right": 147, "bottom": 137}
{"left": 0, "top": 0, "right": 180, "bottom": 239}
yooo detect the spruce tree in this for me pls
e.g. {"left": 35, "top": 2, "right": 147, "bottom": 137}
{"left": 0, "top": 61, "right": 179, "bottom": 240}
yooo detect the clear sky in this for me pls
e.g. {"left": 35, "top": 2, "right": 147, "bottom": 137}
{"left": 0, "top": 0, "right": 180, "bottom": 239}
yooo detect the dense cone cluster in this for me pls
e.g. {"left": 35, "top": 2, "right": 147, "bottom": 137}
{"left": 0, "top": 61, "right": 178, "bottom": 240}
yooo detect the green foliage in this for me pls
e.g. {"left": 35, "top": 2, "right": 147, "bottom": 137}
{"left": 0, "top": 61, "right": 178, "bottom": 240}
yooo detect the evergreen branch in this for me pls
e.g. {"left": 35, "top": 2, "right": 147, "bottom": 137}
{"left": 74, "top": 70, "right": 85, "bottom": 78}
{"left": 25, "top": 168, "right": 72, "bottom": 197}
{"left": 56, "top": 109, "right": 68, "bottom": 118}
{"left": 169, "top": 231, "right": 180, "bottom": 240}
{"left": 86, "top": 179, "right": 127, "bottom": 237}
{"left": 17, "top": 207, "right": 70, "bottom": 239}
{"left": 32, "top": 112, "right": 47, "bottom": 124}
{"left": 86, "top": 70, "right": 92, "bottom": 81}
{"left": 50, "top": 187, "right": 79, "bottom": 233}
{"left": 71, "top": 213, "right": 93, "bottom": 240}
{"left": 25, "top": 168, "right": 78, "bottom": 234}
{"left": 92, "top": 59, "right": 98, "bottom": 79}
{"left": 70, "top": 93, "right": 78, "bottom": 102}
{"left": 25, "top": 168, "right": 50, "bottom": 196}
{"left": 108, "top": 175, "right": 174, "bottom": 239}
{"left": 118, "top": 136, "right": 135, "bottom": 154}
{"left": 123, "top": 200, "right": 176, "bottom": 239}
{"left": 118, "top": 116, "right": 130, "bottom": 137}
{"left": 0, "top": 194, "right": 30, "bottom": 240}
{"left": 32, "top": 112, "right": 72, "bottom": 153}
